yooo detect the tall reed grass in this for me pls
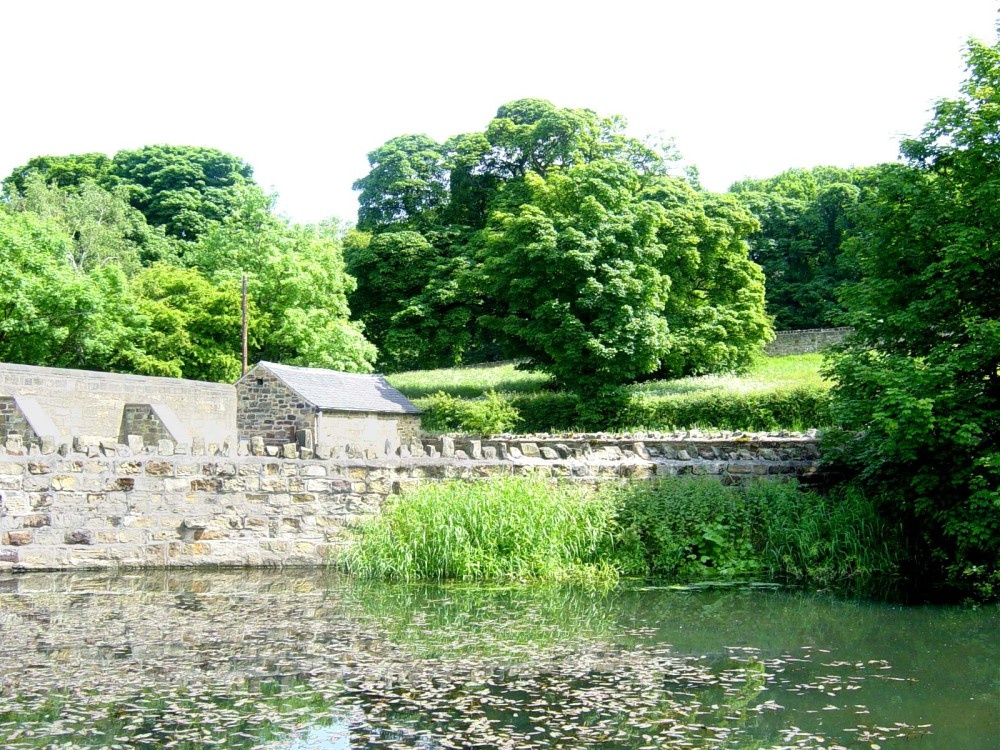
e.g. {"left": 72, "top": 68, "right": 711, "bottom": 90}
{"left": 337, "top": 478, "right": 617, "bottom": 582}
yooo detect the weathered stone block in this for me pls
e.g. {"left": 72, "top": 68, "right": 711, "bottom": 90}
{"left": 2, "top": 531, "right": 32, "bottom": 546}
{"left": 64, "top": 529, "right": 94, "bottom": 545}
{"left": 22, "top": 514, "right": 50, "bottom": 528}
{"left": 520, "top": 442, "right": 540, "bottom": 458}
{"left": 51, "top": 474, "right": 79, "bottom": 490}
{"left": 145, "top": 461, "right": 174, "bottom": 477}
{"left": 440, "top": 436, "right": 455, "bottom": 458}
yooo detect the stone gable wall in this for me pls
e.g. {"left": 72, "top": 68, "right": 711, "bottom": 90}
{"left": 236, "top": 367, "right": 315, "bottom": 445}
{"left": 0, "top": 398, "right": 40, "bottom": 450}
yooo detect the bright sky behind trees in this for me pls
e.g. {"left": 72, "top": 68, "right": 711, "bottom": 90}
{"left": 4, "top": 0, "right": 997, "bottom": 225}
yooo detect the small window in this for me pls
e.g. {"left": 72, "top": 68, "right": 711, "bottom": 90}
{"left": 256, "top": 378, "right": 264, "bottom": 387}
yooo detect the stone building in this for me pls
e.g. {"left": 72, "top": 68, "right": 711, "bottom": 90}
{"left": 236, "top": 361, "right": 421, "bottom": 457}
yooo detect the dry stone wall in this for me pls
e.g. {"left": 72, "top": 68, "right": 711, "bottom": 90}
{"left": 0, "top": 432, "right": 820, "bottom": 571}
{"left": 765, "top": 327, "right": 851, "bottom": 356}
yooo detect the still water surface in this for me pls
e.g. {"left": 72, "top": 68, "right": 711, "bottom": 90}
{"left": 0, "top": 571, "right": 996, "bottom": 749}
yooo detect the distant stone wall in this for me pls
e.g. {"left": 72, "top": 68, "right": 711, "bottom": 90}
{"left": 765, "top": 328, "right": 851, "bottom": 356}
{"left": 0, "top": 363, "right": 235, "bottom": 445}
{"left": 0, "top": 431, "right": 821, "bottom": 571}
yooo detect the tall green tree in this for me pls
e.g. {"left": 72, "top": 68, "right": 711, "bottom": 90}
{"left": 109, "top": 145, "right": 259, "bottom": 242}
{"left": 9, "top": 174, "right": 175, "bottom": 271}
{"left": 824, "top": 32, "right": 1000, "bottom": 581}
{"left": 353, "top": 135, "right": 449, "bottom": 232}
{"left": 191, "top": 189, "right": 377, "bottom": 372}
{"left": 0, "top": 207, "right": 179, "bottom": 375}
{"left": 345, "top": 229, "right": 476, "bottom": 371}
{"left": 477, "top": 162, "right": 672, "bottom": 389}
{"left": 350, "top": 99, "right": 771, "bottom": 380}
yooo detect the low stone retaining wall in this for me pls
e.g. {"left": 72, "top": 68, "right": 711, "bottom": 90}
{"left": 0, "top": 433, "right": 820, "bottom": 571}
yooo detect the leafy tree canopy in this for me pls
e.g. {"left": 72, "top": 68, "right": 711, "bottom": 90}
{"left": 729, "top": 166, "right": 877, "bottom": 329}
{"left": 349, "top": 99, "right": 771, "bottom": 384}
{"left": 4, "top": 145, "right": 262, "bottom": 243}
{"left": 2, "top": 146, "right": 375, "bottom": 380}
{"left": 824, "top": 31, "right": 1000, "bottom": 581}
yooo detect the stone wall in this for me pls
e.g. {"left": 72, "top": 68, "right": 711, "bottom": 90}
{"left": 0, "top": 362, "right": 236, "bottom": 445}
{"left": 0, "top": 398, "right": 38, "bottom": 449}
{"left": 765, "top": 328, "right": 852, "bottom": 356}
{"left": 317, "top": 412, "right": 423, "bottom": 459}
{"left": 0, "top": 432, "right": 820, "bottom": 571}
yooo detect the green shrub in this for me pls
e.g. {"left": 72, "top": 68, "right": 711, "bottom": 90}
{"left": 609, "top": 478, "right": 758, "bottom": 578}
{"left": 510, "top": 391, "right": 581, "bottom": 433}
{"left": 607, "top": 478, "right": 900, "bottom": 583}
{"left": 337, "top": 478, "right": 618, "bottom": 583}
{"left": 417, "top": 390, "right": 520, "bottom": 435}
{"left": 641, "top": 386, "right": 831, "bottom": 432}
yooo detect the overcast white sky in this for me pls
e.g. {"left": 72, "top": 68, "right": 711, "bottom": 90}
{"left": 3, "top": 1, "right": 997, "bottom": 225}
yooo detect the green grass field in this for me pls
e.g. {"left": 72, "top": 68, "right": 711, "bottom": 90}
{"left": 632, "top": 354, "right": 828, "bottom": 397}
{"left": 386, "top": 362, "right": 553, "bottom": 399}
{"left": 387, "top": 354, "right": 827, "bottom": 401}
{"left": 387, "top": 354, "right": 831, "bottom": 433}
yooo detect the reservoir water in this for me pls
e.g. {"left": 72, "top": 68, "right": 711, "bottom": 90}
{"left": 0, "top": 571, "right": 996, "bottom": 749}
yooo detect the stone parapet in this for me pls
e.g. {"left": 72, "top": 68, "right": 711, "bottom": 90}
{"left": 0, "top": 432, "right": 821, "bottom": 572}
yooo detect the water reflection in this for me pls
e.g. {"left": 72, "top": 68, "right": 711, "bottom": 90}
{"left": 0, "top": 571, "right": 996, "bottom": 749}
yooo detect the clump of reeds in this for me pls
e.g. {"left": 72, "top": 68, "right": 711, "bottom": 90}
{"left": 337, "top": 478, "right": 617, "bottom": 583}
{"left": 338, "top": 477, "right": 902, "bottom": 585}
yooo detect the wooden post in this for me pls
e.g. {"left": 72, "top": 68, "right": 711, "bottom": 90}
{"left": 241, "top": 275, "right": 248, "bottom": 376}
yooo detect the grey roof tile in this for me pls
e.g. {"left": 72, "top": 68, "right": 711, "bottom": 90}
{"left": 246, "top": 362, "right": 420, "bottom": 415}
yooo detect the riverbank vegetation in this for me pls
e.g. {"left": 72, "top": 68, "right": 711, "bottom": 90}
{"left": 338, "top": 477, "right": 901, "bottom": 585}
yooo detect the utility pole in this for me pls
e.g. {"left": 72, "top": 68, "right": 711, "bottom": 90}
{"left": 241, "top": 275, "right": 248, "bottom": 376}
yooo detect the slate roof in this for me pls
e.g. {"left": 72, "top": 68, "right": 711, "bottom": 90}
{"left": 247, "top": 362, "right": 421, "bottom": 415}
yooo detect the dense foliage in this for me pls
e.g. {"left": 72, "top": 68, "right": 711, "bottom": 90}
{"left": 0, "top": 147, "right": 374, "bottom": 379}
{"left": 824, "top": 34, "right": 1000, "bottom": 585}
{"left": 338, "top": 477, "right": 900, "bottom": 584}
{"left": 348, "top": 99, "right": 773, "bottom": 385}
{"left": 729, "top": 166, "right": 875, "bottom": 329}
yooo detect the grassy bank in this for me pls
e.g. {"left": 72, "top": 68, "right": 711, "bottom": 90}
{"left": 336, "top": 477, "right": 900, "bottom": 585}
{"left": 386, "top": 355, "right": 832, "bottom": 434}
